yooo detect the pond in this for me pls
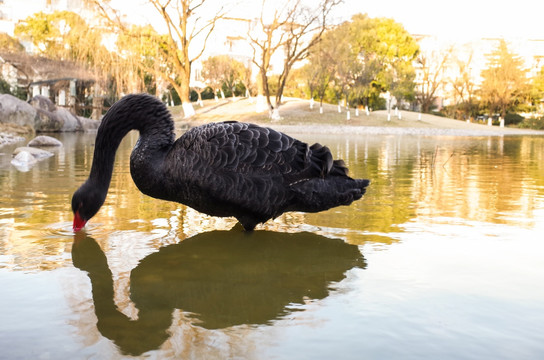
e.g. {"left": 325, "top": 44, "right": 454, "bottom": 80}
{"left": 1, "top": 129, "right": 543, "bottom": 359}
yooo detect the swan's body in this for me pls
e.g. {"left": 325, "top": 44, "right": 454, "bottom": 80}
{"left": 71, "top": 94, "right": 370, "bottom": 231}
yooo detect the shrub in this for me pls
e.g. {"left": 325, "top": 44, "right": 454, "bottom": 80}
{"left": 504, "top": 113, "right": 524, "bottom": 125}
{"left": 0, "top": 78, "right": 11, "bottom": 94}
{"left": 0, "top": 77, "right": 27, "bottom": 100}
{"left": 517, "top": 117, "right": 544, "bottom": 130}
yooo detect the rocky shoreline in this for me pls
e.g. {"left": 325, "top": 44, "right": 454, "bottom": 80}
{"left": 0, "top": 93, "right": 100, "bottom": 147}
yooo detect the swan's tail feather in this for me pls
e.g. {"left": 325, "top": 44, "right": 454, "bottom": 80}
{"left": 307, "top": 144, "right": 354, "bottom": 178}
{"left": 330, "top": 159, "right": 349, "bottom": 176}
{"left": 309, "top": 143, "right": 333, "bottom": 176}
{"left": 290, "top": 177, "right": 370, "bottom": 213}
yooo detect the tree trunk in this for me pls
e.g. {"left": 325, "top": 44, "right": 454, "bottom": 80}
{"left": 270, "top": 105, "right": 281, "bottom": 121}
{"left": 255, "top": 70, "right": 268, "bottom": 113}
{"left": 196, "top": 90, "right": 203, "bottom": 107}
{"left": 173, "top": 82, "right": 194, "bottom": 118}
{"left": 255, "top": 94, "right": 267, "bottom": 113}
{"left": 261, "top": 68, "right": 273, "bottom": 111}
{"left": 319, "top": 97, "right": 325, "bottom": 114}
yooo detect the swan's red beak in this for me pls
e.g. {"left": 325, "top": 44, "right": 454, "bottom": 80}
{"left": 73, "top": 211, "right": 87, "bottom": 232}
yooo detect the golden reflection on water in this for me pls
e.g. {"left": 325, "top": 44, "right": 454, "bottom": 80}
{"left": 297, "top": 134, "right": 544, "bottom": 242}
{"left": 1, "top": 132, "right": 544, "bottom": 271}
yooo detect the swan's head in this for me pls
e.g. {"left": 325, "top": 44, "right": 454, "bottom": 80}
{"left": 71, "top": 181, "right": 107, "bottom": 232}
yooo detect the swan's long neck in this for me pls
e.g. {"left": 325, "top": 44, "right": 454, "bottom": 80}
{"left": 88, "top": 94, "right": 175, "bottom": 192}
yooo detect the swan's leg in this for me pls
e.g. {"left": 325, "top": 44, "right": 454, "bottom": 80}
{"left": 236, "top": 216, "right": 257, "bottom": 232}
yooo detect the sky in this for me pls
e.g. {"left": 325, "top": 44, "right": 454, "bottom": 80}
{"left": 336, "top": 0, "right": 544, "bottom": 40}
{"left": 112, "top": 0, "right": 544, "bottom": 41}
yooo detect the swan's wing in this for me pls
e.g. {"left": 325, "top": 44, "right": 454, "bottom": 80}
{"left": 178, "top": 121, "right": 340, "bottom": 182}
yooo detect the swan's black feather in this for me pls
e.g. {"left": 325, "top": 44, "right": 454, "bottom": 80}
{"left": 72, "top": 93, "right": 370, "bottom": 231}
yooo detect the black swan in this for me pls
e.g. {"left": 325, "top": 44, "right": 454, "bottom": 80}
{"left": 71, "top": 93, "right": 370, "bottom": 231}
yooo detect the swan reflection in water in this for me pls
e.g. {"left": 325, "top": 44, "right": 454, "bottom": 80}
{"left": 72, "top": 230, "right": 366, "bottom": 355}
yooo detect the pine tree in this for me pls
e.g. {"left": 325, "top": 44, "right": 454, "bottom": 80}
{"left": 479, "top": 40, "right": 528, "bottom": 118}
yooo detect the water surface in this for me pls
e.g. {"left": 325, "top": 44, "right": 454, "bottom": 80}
{"left": 1, "top": 130, "right": 543, "bottom": 359}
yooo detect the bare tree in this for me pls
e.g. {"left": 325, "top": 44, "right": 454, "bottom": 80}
{"left": 92, "top": 0, "right": 226, "bottom": 117}
{"left": 240, "top": 58, "right": 254, "bottom": 98}
{"left": 248, "top": 0, "right": 341, "bottom": 120}
{"left": 415, "top": 46, "right": 453, "bottom": 113}
{"left": 449, "top": 50, "right": 477, "bottom": 119}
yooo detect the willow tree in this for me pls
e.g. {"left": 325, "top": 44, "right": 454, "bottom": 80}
{"left": 0, "top": 33, "right": 24, "bottom": 52}
{"left": 248, "top": 0, "right": 341, "bottom": 119}
{"left": 93, "top": 0, "right": 226, "bottom": 117}
{"left": 114, "top": 25, "right": 171, "bottom": 96}
{"left": 14, "top": 10, "right": 114, "bottom": 97}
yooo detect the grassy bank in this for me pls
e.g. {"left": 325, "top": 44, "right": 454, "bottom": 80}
{"left": 172, "top": 97, "right": 544, "bottom": 136}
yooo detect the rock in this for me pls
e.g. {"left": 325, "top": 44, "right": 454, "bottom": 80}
{"left": 0, "top": 94, "right": 37, "bottom": 128}
{"left": 11, "top": 150, "right": 37, "bottom": 170}
{"left": 31, "top": 96, "right": 67, "bottom": 132}
{"left": 29, "top": 95, "right": 101, "bottom": 132}
{"left": 11, "top": 143, "right": 56, "bottom": 171}
{"left": 31, "top": 95, "right": 62, "bottom": 132}
{"left": 34, "top": 108, "right": 64, "bottom": 132}
{"left": 79, "top": 116, "right": 100, "bottom": 131}
{"left": 13, "top": 146, "right": 54, "bottom": 159}
{"left": 55, "top": 107, "right": 81, "bottom": 132}
{"left": 1, "top": 93, "right": 101, "bottom": 133}
{"left": 29, "top": 95, "right": 56, "bottom": 112}
{"left": 28, "top": 135, "right": 63, "bottom": 147}
{"left": 0, "top": 132, "right": 25, "bottom": 147}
